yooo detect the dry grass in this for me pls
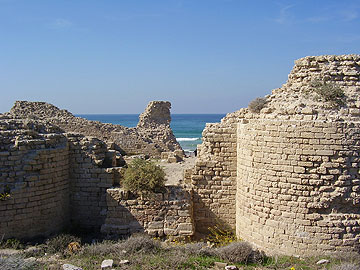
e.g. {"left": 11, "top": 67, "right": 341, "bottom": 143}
{"left": 216, "top": 241, "right": 264, "bottom": 264}
{"left": 248, "top": 97, "right": 267, "bottom": 113}
{"left": 2, "top": 234, "right": 359, "bottom": 270}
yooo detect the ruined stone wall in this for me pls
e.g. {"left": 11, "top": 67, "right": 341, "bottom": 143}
{"left": 190, "top": 120, "right": 238, "bottom": 235}
{"left": 102, "top": 186, "right": 194, "bottom": 238}
{"left": 67, "top": 134, "right": 114, "bottom": 231}
{"left": 0, "top": 115, "right": 191, "bottom": 240}
{"left": 236, "top": 119, "right": 360, "bottom": 255}
{"left": 189, "top": 54, "right": 360, "bottom": 255}
{"left": 8, "top": 100, "right": 182, "bottom": 157}
{"left": 0, "top": 119, "right": 70, "bottom": 239}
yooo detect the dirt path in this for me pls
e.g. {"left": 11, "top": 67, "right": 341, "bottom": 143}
{"left": 157, "top": 156, "right": 196, "bottom": 186}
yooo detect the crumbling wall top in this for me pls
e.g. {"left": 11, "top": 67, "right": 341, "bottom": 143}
{"left": 137, "top": 101, "right": 172, "bottom": 128}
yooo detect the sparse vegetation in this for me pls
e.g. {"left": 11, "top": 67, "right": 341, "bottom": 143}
{"left": 45, "top": 234, "right": 81, "bottom": 255}
{"left": 309, "top": 78, "right": 345, "bottom": 106}
{"left": 123, "top": 158, "right": 165, "bottom": 193}
{"left": 248, "top": 97, "right": 267, "bottom": 113}
{"left": 121, "top": 233, "right": 160, "bottom": 254}
{"left": 1, "top": 234, "right": 359, "bottom": 270}
{"left": 0, "top": 238, "right": 23, "bottom": 250}
{"left": 216, "top": 241, "right": 264, "bottom": 264}
{"left": 206, "top": 225, "right": 237, "bottom": 247}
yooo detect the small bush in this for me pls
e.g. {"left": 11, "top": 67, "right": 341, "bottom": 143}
{"left": 216, "top": 241, "right": 264, "bottom": 264}
{"left": 79, "top": 240, "right": 119, "bottom": 257}
{"left": 331, "top": 263, "right": 360, "bottom": 270}
{"left": 179, "top": 242, "right": 216, "bottom": 257}
{"left": 120, "top": 234, "right": 161, "bottom": 254}
{"left": 248, "top": 97, "right": 267, "bottom": 113}
{"left": 123, "top": 158, "right": 165, "bottom": 193}
{"left": 309, "top": 79, "right": 345, "bottom": 106}
{"left": 0, "top": 255, "right": 38, "bottom": 270}
{"left": 45, "top": 234, "right": 81, "bottom": 255}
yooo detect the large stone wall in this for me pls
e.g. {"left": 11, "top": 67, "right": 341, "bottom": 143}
{"left": 0, "top": 114, "right": 191, "bottom": 239}
{"left": 190, "top": 121, "right": 237, "bottom": 235}
{"left": 101, "top": 186, "right": 194, "bottom": 238}
{"left": 0, "top": 118, "right": 70, "bottom": 239}
{"left": 237, "top": 119, "right": 360, "bottom": 255}
{"left": 67, "top": 134, "right": 114, "bottom": 231}
{"left": 189, "top": 54, "right": 360, "bottom": 255}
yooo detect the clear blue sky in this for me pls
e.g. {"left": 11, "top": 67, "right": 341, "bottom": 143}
{"left": 1, "top": 0, "right": 359, "bottom": 114}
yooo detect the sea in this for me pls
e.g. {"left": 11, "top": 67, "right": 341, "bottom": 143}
{"left": 76, "top": 114, "right": 226, "bottom": 152}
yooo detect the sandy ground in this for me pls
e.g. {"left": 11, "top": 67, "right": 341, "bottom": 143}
{"left": 156, "top": 156, "right": 196, "bottom": 186}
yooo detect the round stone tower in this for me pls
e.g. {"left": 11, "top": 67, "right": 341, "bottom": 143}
{"left": 236, "top": 55, "right": 360, "bottom": 256}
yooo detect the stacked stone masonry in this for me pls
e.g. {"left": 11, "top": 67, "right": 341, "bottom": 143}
{"left": 190, "top": 121, "right": 237, "bottom": 235}
{"left": 0, "top": 119, "right": 70, "bottom": 239}
{"left": 189, "top": 55, "right": 360, "bottom": 255}
{"left": 237, "top": 119, "right": 360, "bottom": 255}
{"left": 101, "top": 186, "right": 194, "bottom": 237}
{"left": 0, "top": 106, "right": 191, "bottom": 240}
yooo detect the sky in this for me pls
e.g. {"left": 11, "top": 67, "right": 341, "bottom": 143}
{"left": 0, "top": 0, "right": 359, "bottom": 114}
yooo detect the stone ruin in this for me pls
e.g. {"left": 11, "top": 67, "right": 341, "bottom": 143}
{"left": 8, "top": 100, "right": 182, "bottom": 157}
{"left": 189, "top": 54, "right": 360, "bottom": 256}
{"left": 1, "top": 54, "right": 360, "bottom": 257}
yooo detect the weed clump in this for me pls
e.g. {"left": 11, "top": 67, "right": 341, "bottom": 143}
{"left": 120, "top": 234, "right": 161, "bottom": 254}
{"left": 248, "top": 97, "right": 267, "bottom": 113}
{"left": 123, "top": 158, "right": 165, "bottom": 194}
{"left": 177, "top": 242, "right": 215, "bottom": 257}
{"left": 45, "top": 234, "right": 81, "bottom": 255}
{"left": 309, "top": 79, "right": 345, "bottom": 106}
{"left": 216, "top": 241, "right": 264, "bottom": 264}
{"left": 206, "top": 225, "right": 237, "bottom": 247}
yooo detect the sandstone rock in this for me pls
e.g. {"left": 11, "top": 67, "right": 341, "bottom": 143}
{"left": 9, "top": 100, "right": 182, "bottom": 157}
{"left": 62, "top": 264, "right": 83, "bottom": 270}
{"left": 316, "top": 259, "right": 330, "bottom": 265}
{"left": 101, "top": 259, "right": 114, "bottom": 269}
{"left": 214, "top": 261, "right": 227, "bottom": 269}
{"left": 225, "top": 266, "right": 238, "bottom": 270}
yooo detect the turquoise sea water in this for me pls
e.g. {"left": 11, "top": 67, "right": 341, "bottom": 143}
{"left": 77, "top": 114, "right": 225, "bottom": 151}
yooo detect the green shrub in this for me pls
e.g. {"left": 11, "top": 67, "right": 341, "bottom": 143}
{"left": 248, "top": 97, "right": 267, "bottom": 113}
{"left": 123, "top": 158, "right": 165, "bottom": 193}
{"left": 216, "top": 241, "right": 264, "bottom": 264}
{"left": 309, "top": 79, "right": 345, "bottom": 106}
{"left": 45, "top": 234, "right": 81, "bottom": 255}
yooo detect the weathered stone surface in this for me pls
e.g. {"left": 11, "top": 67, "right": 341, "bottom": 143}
{"left": 190, "top": 54, "right": 360, "bottom": 257}
{"left": 101, "top": 259, "right": 113, "bottom": 269}
{"left": 62, "top": 264, "right": 83, "bottom": 270}
{"left": 8, "top": 100, "right": 181, "bottom": 156}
